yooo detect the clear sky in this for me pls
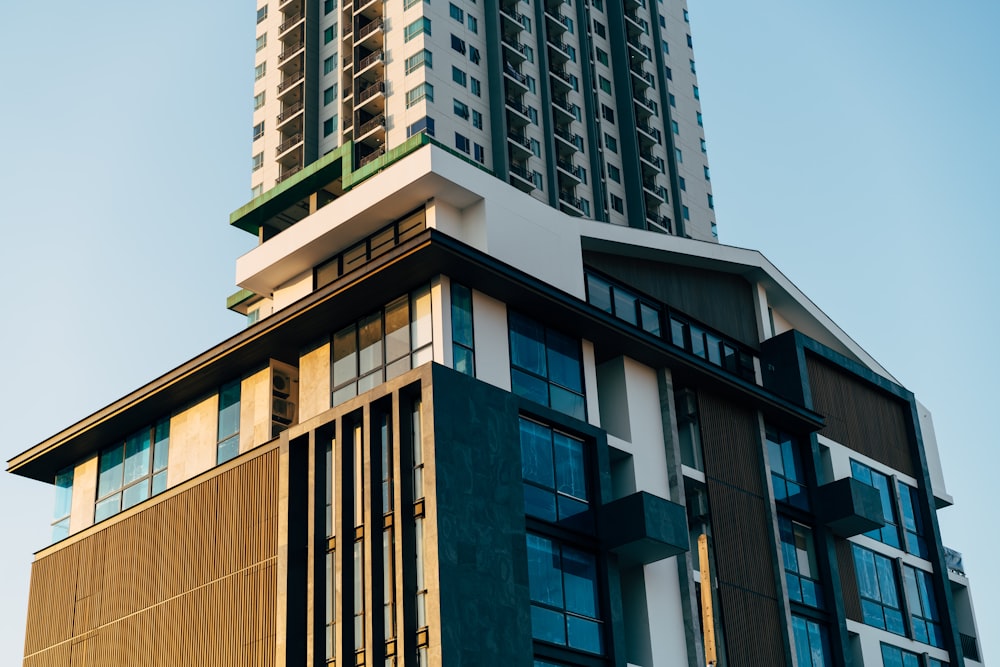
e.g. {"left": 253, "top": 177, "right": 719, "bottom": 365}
{"left": 0, "top": 0, "right": 996, "bottom": 664}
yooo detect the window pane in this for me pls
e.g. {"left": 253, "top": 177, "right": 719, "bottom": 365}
{"left": 95, "top": 494, "right": 121, "bottom": 522}
{"left": 98, "top": 445, "right": 124, "bottom": 497}
{"left": 530, "top": 606, "right": 566, "bottom": 645}
{"left": 519, "top": 420, "right": 554, "bottom": 487}
{"left": 358, "top": 312, "right": 384, "bottom": 376}
{"left": 151, "top": 471, "right": 167, "bottom": 495}
{"left": 566, "top": 615, "right": 602, "bottom": 654}
{"left": 451, "top": 283, "right": 474, "bottom": 347}
{"left": 561, "top": 546, "right": 598, "bottom": 617}
{"left": 218, "top": 381, "right": 241, "bottom": 440}
{"left": 526, "top": 534, "right": 563, "bottom": 607}
{"left": 524, "top": 485, "right": 557, "bottom": 522}
{"left": 546, "top": 329, "right": 582, "bottom": 392}
{"left": 639, "top": 303, "right": 661, "bottom": 336}
{"left": 549, "top": 386, "right": 586, "bottom": 422}
{"left": 411, "top": 285, "right": 433, "bottom": 350}
{"left": 152, "top": 419, "right": 170, "bottom": 471}
{"left": 51, "top": 518, "right": 70, "bottom": 543}
{"left": 554, "top": 433, "right": 586, "bottom": 501}
{"left": 510, "top": 312, "right": 547, "bottom": 376}
{"left": 218, "top": 434, "right": 240, "bottom": 464}
{"left": 453, "top": 345, "right": 474, "bottom": 376}
{"left": 123, "top": 429, "right": 151, "bottom": 485}
{"left": 612, "top": 288, "right": 637, "bottom": 325}
{"left": 511, "top": 369, "right": 549, "bottom": 406}
{"left": 333, "top": 324, "right": 358, "bottom": 387}
{"left": 53, "top": 468, "right": 74, "bottom": 520}
{"left": 122, "top": 481, "right": 149, "bottom": 510}
{"left": 586, "top": 274, "right": 612, "bottom": 313}
{"left": 385, "top": 296, "right": 411, "bottom": 362}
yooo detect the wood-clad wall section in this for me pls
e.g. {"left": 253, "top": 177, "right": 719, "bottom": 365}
{"left": 698, "top": 391, "right": 788, "bottom": 667}
{"left": 805, "top": 354, "right": 915, "bottom": 476}
{"left": 23, "top": 449, "right": 280, "bottom": 667}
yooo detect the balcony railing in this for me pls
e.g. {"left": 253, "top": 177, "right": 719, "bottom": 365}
{"left": 358, "top": 145, "right": 386, "bottom": 167}
{"left": 277, "top": 71, "right": 304, "bottom": 92}
{"left": 556, "top": 159, "right": 581, "bottom": 180}
{"left": 356, "top": 17, "right": 383, "bottom": 41}
{"left": 510, "top": 163, "right": 532, "bottom": 181}
{"left": 276, "top": 133, "right": 303, "bottom": 155}
{"left": 503, "top": 62, "right": 527, "bottom": 85}
{"left": 357, "top": 79, "right": 385, "bottom": 104}
{"left": 558, "top": 191, "right": 584, "bottom": 211}
{"left": 357, "top": 113, "right": 385, "bottom": 136}
{"left": 277, "top": 101, "right": 304, "bottom": 123}
{"left": 961, "top": 633, "right": 981, "bottom": 662}
{"left": 553, "top": 126, "right": 583, "bottom": 150}
{"left": 505, "top": 97, "right": 531, "bottom": 117}
{"left": 277, "top": 164, "right": 302, "bottom": 183}
{"left": 279, "top": 42, "right": 305, "bottom": 61}
{"left": 279, "top": 12, "right": 304, "bottom": 34}
{"left": 357, "top": 49, "right": 383, "bottom": 70}
{"left": 508, "top": 131, "right": 531, "bottom": 150}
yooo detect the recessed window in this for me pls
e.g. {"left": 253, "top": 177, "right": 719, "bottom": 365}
{"left": 256, "top": 34, "right": 267, "bottom": 51}
{"left": 880, "top": 644, "right": 922, "bottom": 667}
{"left": 610, "top": 194, "right": 623, "bottom": 213}
{"left": 451, "top": 34, "right": 466, "bottom": 54}
{"left": 453, "top": 99, "right": 470, "bottom": 119}
{"left": 324, "top": 26, "right": 335, "bottom": 43}
{"left": 217, "top": 380, "right": 241, "bottom": 464}
{"left": 690, "top": 59, "right": 697, "bottom": 74}
{"left": 452, "top": 66, "right": 467, "bottom": 86}
{"left": 700, "top": 138, "right": 707, "bottom": 152}
{"left": 254, "top": 62, "right": 266, "bottom": 80}
{"left": 51, "top": 468, "right": 73, "bottom": 542}
{"left": 449, "top": 2, "right": 464, "bottom": 22}
{"left": 675, "top": 148, "right": 683, "bottom": 163}
{"left": 707, "top": 193, "right": 714, "bottom": 209}
{"left": 704, "top": 166, "right": 711, "bottom": 180}
{"left": 404, "top": 17, "right": 431, "bottom": 41}
{"left": 598, "top": 76, "right": 611, "bottom": 94}
{"left": 467, "top": 14, "right": 478, "bottom": 33}
{"left": 406, "top": 116, "right": 435, "bottom": 138}
{"left": 256, "top": 5, "right": 268, "bottom": 23}
{"left": 593, "top": 20, "right": 606, "bottom": 38}
{"left": 678, "top": 176, "right": 686, "bottom": 191}
{"left": 95, "top": 420, "right": 171, "bottom": 522}
{"left": 604, "top": 133, "right": 617, "bottom": 153}
{"left": 470, "top": 77, "right": 481, "bottom": 96}
{"left": 687, "top": 33, "right": 693, "bottom": 47}
{"left": 324, "top": 0, "right": 335, "bottom": 14}
{"left": 323, "top": 116, "right": 336, "bottom": 137}
{"left": 323, "top": 85, "right": 337, "bottom": 105}
{"left": 779, "top": 517, "right": 822, "bottom": 608}
{"left": 455, "top": 132, "right": 470, "bottom": 153}
{"left": 472, "top": 109, "right": 483, "bottom": 129}
{"left": 607, "top": 163, "right": 621, "bottom": 183}
{"left": 451, "top": 282, "right": 475, "bottom": 376}
{"left": 662, "top": 40, "right": 670, "bottom": 54}
{"left": 508, "top": 311, "right": 585, "bottom": 420}
{"left": 252, "top": 152, "right": 264, "bottom": 171}
{"left": 693, "top": 85, "right": 700, "bottom": 100}
{"left": 671, "top": 120, "right": 679, "bottom": 134}
{"left": 405, "top": 82, "right": 434, "bottom": 107}
{"left": 902, "top": 565, "right": 944, "bottom": 647}
{"left": 473, "top": 143, "right": 485, "bottom": 163}
{"left": 405, "top": 49, "right": 432, "bottom": 74}
{"left": 469, "top": 45, "right": 481, "bottom": 64}
{"left": 697, "top": 111, "right": 703, "bottom": 126}
{"left": 792, "top": 617, "right": 832, "bottom": 667}
{"left": 601, "top": 104, "right": 614, "bottom": 124}
{"left": 664, "top": 66, "right": 672, "bottom": 80}
{"left": 253, "top": 121, "right": 265, "bottom": 141}
{"left": 669, "top": 93, "right": 676, "bottom": 108}
{"left": 853, "top": 544, "right": 905, "bottom": 636}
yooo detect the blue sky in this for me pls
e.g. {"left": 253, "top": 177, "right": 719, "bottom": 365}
{"left": 0, "top": 0, "right": 996, "bottom": 663}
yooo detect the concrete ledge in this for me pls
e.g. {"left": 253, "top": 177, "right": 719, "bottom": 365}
{"left": 599, "top": 491, "right": 689, "bottom": 567}
{"left": 816, "top": 477, "right": 885, "bottom": 537}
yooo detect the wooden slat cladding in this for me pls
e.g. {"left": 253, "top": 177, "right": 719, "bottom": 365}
{"left": 23, "top": 450, "right": 280, "bottom": 666}
{"left": 717, "top": 586, "right": 787, "bottom": 667}
{"left": 698, "top": 391, "right": 786, "bottom": 663}
{"left": 834, "top": 538, "right": 862, "bottom": 623}
{"left": 805, "top": 355, "right": 914, "bottom": 476}
{"left": 583, "top": 251, "right": 760, "bottom": 347}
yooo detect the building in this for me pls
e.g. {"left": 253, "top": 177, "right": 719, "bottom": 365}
{"left": 10, "top": 2, "right": 984, "bottom": 667}
{"left": 250, "top": 0, "right": 716, "bottom": 240}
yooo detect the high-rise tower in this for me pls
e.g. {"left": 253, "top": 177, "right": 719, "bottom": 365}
{"left": 250, "top": 0, "right": 716, "bottom": 240}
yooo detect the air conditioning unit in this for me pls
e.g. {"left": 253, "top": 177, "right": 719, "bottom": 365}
{"left": 272, "top": 370, "right": 292, "bottom": 397}
{"left": 272, "top": 397, "right": 297, "bottom": 424}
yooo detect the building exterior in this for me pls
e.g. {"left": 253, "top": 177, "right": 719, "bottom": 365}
{"left": 10, "top": 2, "right": 984, "bottom": 667}
{"left": 250, "top": 0, "right": 716, "bottom": 240}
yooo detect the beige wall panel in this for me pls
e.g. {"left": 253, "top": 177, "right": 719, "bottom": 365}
{"left": 241, "top": 367, "right": 271, "bottom": 453}
{"left": 69, "top": 455, "right": 98, "bottom": 534}
{"left": 166, "top": 394, "right": 218, "bottom": 488}
{"left": 298, "top": 340, "right": 331, "bottom": 422}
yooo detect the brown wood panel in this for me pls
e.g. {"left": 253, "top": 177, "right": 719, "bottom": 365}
{"left": 834, "top": 538, "right": 862, "bottom": 623}
{"left": 584, "top": 251, "right": 760, "bottom": 347}
{"left": 706, "top": 481, "right": 777, "bottom": 599}
{"left": 699, "top": 392, "right": 765, "bottom": 495}
{"left": 718, "top": 585, "right": 787, "bottom": 667}
{"left": 23, "top": 449, "right": 280, "bottom": 667}
{"left": 805, "top": 355, "right": 914, "bottom": 476}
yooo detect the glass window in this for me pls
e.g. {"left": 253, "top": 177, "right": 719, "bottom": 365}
{"left": 853, "top": 544, "right": 905, "bottom": 636}
{"left": 520, "top": 418, "right": 588, "bottom": 522}
{"left": 470, "top": 77, "right": 481, "bottom": 96}
{"left": 451, "top": 34, "right": 466, "bottom": 54}
{"left": 51, "top": 467, "right": 74, "bottom": 542}
{"left": 257, "top": 5, "right": 268, "bottom": 23}
{"left": 449, "top": 2, "right": 464, "bottom": 21}
{"left": 902, "top": 565, "right": 943, "bottom": 647}
{"left": 792, "top": 616, "right": 832, "bottom": 666}
{"left": 451, "top": 282, "right": 475, "bottom": 376}
{"left": 405, "top": 49, "right": 432, "bottom": 74}
{"left": 323, "top": 85, "right": 336, "bottom": 105}
{"left": 880, "top": 643, "right": 922, "bottom": 667}
{"left": 455, "top": 132, "right": 470, "bottom": 153}
{"left": 253, "top": 92, "right": 266, "bottom": 110}
{"left": 767, "top": 427, "right": 809, "bottom": 509}
{"left": 779, "top": 517, "right": 822, "bottom": 608}
{"left": 406, "top": 83, "right": 434, "bottom": 107}
{"left": 323, "top": 56, "right": 335, "bottom": 74}
{"left": 467, "top": 14, "right": 478, "bottom": 33}
{"left": 897, "top": 481, "right": 929, "bottom": 558}
{"left": 217, "top": 380, "right": 241, "bottom": 464}
{"left": 453, "top": 99, "right": 470, "bottom": 119}
{"left": 96, "top": 419, "right": 170, "bottom": 522}
{"left": 254, "top": 62, "right": 266, "bottom": 80}
{"left": 256, "top": 34, "right": 267, "bottom": 51}
{"left": 851, "top": 460, "right": 901, "bottom": 548}
{"left": 407, "top": 116, "right": 435, "bottom": 138}
{"left": 404, "top": 17, "right": 431, "bottom": 41}
{"left": 324, "top": 26, "right": 335, "bottom": 43}
{"left": 452, "top": 65, "right": 467, "bottom": 86}
{"left": 509, "top": 311, "right": 585, "bottom": 420}
{"left": 324, "top": 0, "right": 335, "bottom": 13}
{"left": 526, "top": 534, "right": 603, "bottom": 654}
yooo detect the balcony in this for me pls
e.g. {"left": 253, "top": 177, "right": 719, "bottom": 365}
{"left": 549, "top": 66, "right": 573, "bottom": 92}
{"left": 358, "top": 145, "right": 386, "bottom": 167}
{"left": 501, "top": 34, "right": 527, "bottom": 63}
{"left": 278, "top": 11, "right": 304, "bottom": 35}
{"left": 500, "top": 5, "right": 526, "bottom": 32}
{"left": 643, "top": 182, "right": 667, "bottom": 204}
{"left": 630, "top": 61, "right": 654, "bottom": 90}
{"left": 356, "top": 48, "right": 383, "bottom": 74}
{"left": 278, "top": 41, "right": 305, "bottom": 63}
{"left": 636, "top": 120, "right": 662, "bottom": 145}
{"left": 548, "top": 38, "right": 571, "bottom": 63}
{"left": 553, "top": 125, "right": 583, "bottom": 151}
{"left": 356, "top": 113, "right": 385, "bottom": 140}
{"left": 507, "top": 131, "right": 532, "bottom": 158}
{"left": 634, "top": 94, "right": 657, "bottom": 116}
{"left": 503, "top": 62, "right": 529, "bottom": 92}
{"left": 544, "top": 5, "right": 568, "bottom": 33}
{"left": 551, "top": 95, "right": 578, "bottom": 122}
{"left": 556, "top": 159, "right": 582, "bottom": 184}
{"left": 558, "top": 191, "right": 585, "bottom": 216}
{"left": 646, "top": 214, "right": 672, "bottom": 234}
{"left": 509, "top": 162, "right": 535, "bottom": 192}
{"left": 353, "top": 0, "right": 380, "bottom": 17}
{"left": 277, "top": 164, "right": 302, "bottom": 183}
{"left": 277, "top": 71, "right": 304, "bottom": 94}
{"left": 275, "top": 133, "right": 303, "bottom": 156}
{"left": 276, "top": 100, "right": 304, "bottom": 125}
{"left": 505, "top": 96, "right": 532, "bottom": 125}
{"left": 356, "top": 17, "right": 383, "bottom": 48}
{"left": 356, "top": 79, "right": 385, "bottom": 106}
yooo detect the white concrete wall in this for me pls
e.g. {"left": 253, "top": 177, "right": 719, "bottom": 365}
{"left": 915, "top": 400, "right": 953, "bottom": 507}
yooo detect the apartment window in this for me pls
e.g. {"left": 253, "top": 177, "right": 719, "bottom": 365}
{"left": 404, "top": 17, "right": 431, "bottom": 41}
{"left": 253, "top": 92, "right": 266, "bottom": 110}
{"left": 604, "top": 133, "right": 617, "bottom": 153}
{"left": 690, "top": 59, "right": 697, "bottom": 74}
{"left": 700, "top": 138, "right": 707, "bottom": 152}
{"left": 217, "top": 380, "right": 241, "bottom": 464}
{"left": 254, "top": 62, "right": 266, "bottom": 80}
{"left": 324, "top": 26, "right": 336, "bottom": 43}
{"left": 449, "top": 3, "right": 464, "bottom": 22}
{"left": 256, "top": 34, "right": 267, "bottom": 51}
{"left": 779, "top": 517, "right": 822, "bottom": 608}
{"left": 671, "top": 120, "right": 679, "bottom": 134}
{"left": 253, "top": 121, "right": 265, "bottom": 141}
{"left": 404, "top": 0, "right": 424, "bottom": 8}
{"left": 527, "top": 106, "right": 538, "bottom": 124}
{"left": 693, "top": 85, "right": 700, "bottom": 100}
{"left": 707, "top": 193, "right": 714, "bottom": 209}
{"left": 851, "top": 460, "right": 901, "bottom": 548}
{"left": 325, "top": 0, "right": 336, "bottom": 13}
{"left": 470, "top": 77, "right": 481, "bottom": 96}
{"left": 323, "top": 116, "right": 336, "bottom": 137}
{"left": 664, "top": 66, "right": 672, "bottom": 81}
{"left": 566, "top": 44, "right": 576, "bottom": 62}
{"left": 451, "top": 282, "right": 475, "bottom": 376}
{"left": 607, "top": 163, "right": 621, "bottom": 183}
{"left": 51, "top": 467, "right": 73, "bottom": 542}
{"left": 251, "top": 184, "right": 264, "bottom": 198}
{"left": 455, "top": 132, "right": 470, "bottom": 153}
{"left": 324, "top": 85, "right": 337, "bottom": 105}
{"left": 331, "top": 287, "right": 433, "bottom": 405}
{"left": 903, "top": 565, "right": 944, "bottom": 647}
{"left": 659, "top": 15, "right": 666, "bottom": 28}
{"left": 469, "top": 45, "right": 481, "bottom": 64}
{"left": 678, "top": 177, "right": 686, "bottom": 191}
{"left": 526, "top": 75, "right": 536, "bottom": 93}
{"left": 520, "top": 418, "right": 589, "bottom": 522}
{"left": 662, "top": 40, "right": 670, "bottom": 54}
{"left": 682, "top": 205, "right": 690, "bottom": 220}
{"left": 452, "top": 65, "right": 467, "bottom": 86}
{"left": 527, "top": 138, "right": 540, "bottom": 157}
{"left": 257, "top": 5, "right": 268, "bottom": 23}
{"left": 524, "top": 44, "right": 533, "bottom": 63}
{"left": 880, "top": 644, "right": 924, "bottom": 667}
{"left": 451, "top": 34, "right": 466, "bottom": 54}
{"left": 473, "top": 142, "right": 485, "bottom": 164}
{"left": 767, "top": 427, "right": 809, "bottom": 509}
{"left": 593, "top": 0, "right": 603, "bottom": 9}
{"left": 601, "top": 104, "right": 614, "bottom": 124}
{"left": 687, "top": 33, "right": 693, "bottom": 47}
{"left": 669, "top": 93, "right": 676, "bottom": 108}
{"left": 405, "top": 49, "right": 432, "bottom": 74}
{"left": 898, "top": 482, "right": 929, "bottom": 558}
{"left": 472, "top": 109, "right": 483, "bottom": 129}
{"left": 509, "top": 311, "right": 585, "bottom": 420}
{"left": 407, "top": 116, "right": 435, "bottom": 137}
{"left": 405, "top": 82, "right": 434, "bottom": 107}
{"left": 252, "top": 152, "right": 264, "bottom": 171}
{"left": 323, "top": 56, "right": 335, "bottom": 74}
{"left": 467, "top": 14, "right": 478, "bottom": 33}
{"left": 96, "top": 420, "right": 170, "bottom": 522}
{"left": 675, "top": 148, "right": 683, "bottom": 163}
{"left": 593, "top": 20, "right": 606, "bottom": 38}
{"left": 792, "top": 616, "right": 832, "bottom": 667}
{"left": 526, "top": 534, "right": 603, "bottom": 654}
{"left": 453, "top": 99, "right": 470, "bottom": 120}
{"left": 696, "top": 111, "right": 703, "bottom": 126}
{"left": 683, "top": 8, "right": 690, "bottom": 22}
{"left": 853, "top": 544, "right": 905, "bottom": 636}
{"left": 610, "top": 194, "right": 623, "bottom": 213}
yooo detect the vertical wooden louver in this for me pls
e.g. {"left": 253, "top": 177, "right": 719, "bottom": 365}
{"left": 805, "top": 354, "right": 915, "bottom": 476}
{"left": 698, "top": 391, "right": 788, "bottom": 667}
{"left": 23, "top": 448, "right": 280, "bottom": 667}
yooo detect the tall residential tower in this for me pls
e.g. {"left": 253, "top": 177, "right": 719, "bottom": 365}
{"left": 251, "top": 0, "right": 716, "bottom": 240}
{"left": 11, "top": 2, "right": 985, "bottom": 667}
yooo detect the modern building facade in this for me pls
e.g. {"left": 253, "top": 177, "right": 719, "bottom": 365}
{"left": 250, "top": 0, "right": 716, "bottom": 240}
{"left": 10, "top": 2, "right": 984, "bottom": 667}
